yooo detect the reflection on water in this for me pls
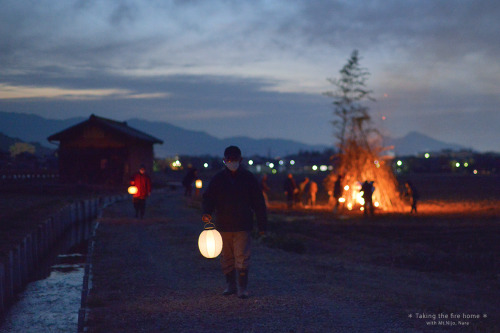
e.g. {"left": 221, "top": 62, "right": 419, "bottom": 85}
{"left": 0, "top": 246, "right": 87, "bottom": 333}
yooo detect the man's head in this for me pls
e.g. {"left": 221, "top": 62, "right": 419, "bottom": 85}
{"left": 223, "top": 146, "right": 242, "bottom": 172}
{"left": 139, "top": 164, "right": 146, "bottom": 174}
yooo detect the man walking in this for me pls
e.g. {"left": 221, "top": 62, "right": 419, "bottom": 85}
{"left": 202, "top": 146, "right": 267, "bottom": 299}
{"left": 130, "top": 164, "right": 151, "bottom": 218}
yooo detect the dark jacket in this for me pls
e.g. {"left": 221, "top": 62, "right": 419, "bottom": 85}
{"left": 202, "top": 167, "right": 267, "bottom": 232}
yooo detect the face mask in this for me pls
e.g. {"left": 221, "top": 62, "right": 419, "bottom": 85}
{"left": 225, "top": 161, "right": 240, "bottom": 171}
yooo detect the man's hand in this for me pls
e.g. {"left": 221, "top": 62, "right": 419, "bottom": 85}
{"left": 202, "top": 214, "right": 212, "bottom": 223}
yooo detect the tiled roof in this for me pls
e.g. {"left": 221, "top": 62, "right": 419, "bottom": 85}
{"left": 47, "top": 114, "right": 163, "bottom": 144}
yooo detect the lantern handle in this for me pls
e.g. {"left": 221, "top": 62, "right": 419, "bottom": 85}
{"left": 203, "top": 221, "right": 217, "bottom": 230}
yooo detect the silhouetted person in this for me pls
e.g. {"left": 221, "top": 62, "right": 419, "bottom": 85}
{"left": 299, "top": 177, "right": 310, "bottom": 206}
{"left": 361, "top": 180, "right": 374, "bottom": 216}
{"left": 307, "top": 179, "right": 318, "bottom": 207}
{"left": 261, "top": 174, "right": 271, "bottom": 207}
{"left": 130, "top": 164, "right": 151, "bottom": 218}
{"left": 182, "top": 167, "right": 198, "bottom": 197}
{"left": 333, "top": 174, "right": 343, "bottom": 213}
{"left": 202, "top": 146, "right": 267, "bottom": 299}
{"left": 405, "top": 181, "right": 419, "bottom": 214}
{"left": 284, "top": 173, "right": 298, "bottom": 209}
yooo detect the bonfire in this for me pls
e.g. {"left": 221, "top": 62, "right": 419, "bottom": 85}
{"left": 324, "top": 50, "right": 405, "bottom": 213}
{"left": 331, "top": 137, "right": 405, "bottom": 212}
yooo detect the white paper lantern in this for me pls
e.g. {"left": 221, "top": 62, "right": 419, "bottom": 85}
{"left": 198, "top": 223, "right": 223, "bottom": 258}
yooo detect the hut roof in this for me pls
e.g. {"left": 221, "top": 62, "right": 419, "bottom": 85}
{"left": 47, "top": 114, "right": 163, "bottom": 144}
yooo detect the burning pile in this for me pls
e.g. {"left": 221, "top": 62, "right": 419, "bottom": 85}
{"left": 330, "top": 139, "right": 405, "bottom": 212}
{"left": 323, "top": 50, "right": 405, "bottom": 212}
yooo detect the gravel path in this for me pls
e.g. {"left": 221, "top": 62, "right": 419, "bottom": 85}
{"left": 83, "top": 189, "right": 425, "bottom": 333}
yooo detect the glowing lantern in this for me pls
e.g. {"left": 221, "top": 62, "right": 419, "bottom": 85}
{"left": 128, "top": 186, "right": 138, "bottom": 195}
{"left": 195, "top": 179, "right": 203, "bottom": 189}
{"left": 198, "top": 222, "right": 223, "bottom": 259}
{"left": 339, "top": 197, "right": 346, "bottom": 203}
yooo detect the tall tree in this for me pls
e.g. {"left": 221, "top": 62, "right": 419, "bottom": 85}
{"left": 323, "top": 50, "right": 375, "bottom": 155}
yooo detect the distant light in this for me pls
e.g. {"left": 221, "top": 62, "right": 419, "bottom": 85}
{"left": 328, "top": 166, "right": 334, "bottom": 171}
{"left": 473, "top": 169, "right": 478, "bottom": 175}
{"left": 455, "top": 162, "right": 460, "bottom": 168}
{"left": 271, "top": 169, "right": 277, "bottom": 174}
{"left": 382, "top": 116, "right": 386, "bottom": 120}
{"left": 464, "top": 162, "right": 469, "bottom": 167}
{"left": 357, "top": 192, "right": 365, "bottom": 206}
{"left": 397, "top": 160, "right": 403, "bottom": 167}
{"left": 374, "top": 201, "right": 380, "bottom": 207}
{"left": 256, "top": 165, "right": 262, "bottom": 173}
{"left": 203, "top": 163, "right": 209, "bottom": 168}
{"left": 424, "top": 153, "right": 430, "bottom": 159}
{"left": 269, "top": 163, "right": 274, "bottom": 168}
{"left": 360, "top": 207, "right": 364, "bottom": 211}
{"left": 339, "top": 198, "right": 346, "bottom": 203}
{"left": 347, "top": 203, "right": 353, "bottom": 211}
{"left": 311, "top": 165, "right": 317, "bottom": 171}
{"left": 320, "top": 165, "right": 328, "bottom": 172}
{"left": 279, "top": 160, "right": 284, "bottom": 166}
{"left": 248, "top": 160, "right": 254, "bottom": 166}
{"left": 290, "top": 160, "right": 295, "bottom": 165}
{"left": 344, "top": 185, "right": 350, "bottom": 191}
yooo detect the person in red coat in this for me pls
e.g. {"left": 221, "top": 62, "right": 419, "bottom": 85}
{"left": 130, "top": 164, "right": 152, "bottom": 218}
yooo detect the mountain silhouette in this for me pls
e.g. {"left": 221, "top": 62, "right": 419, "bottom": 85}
{"left": 0, "top": 111, "right": 467, "bottom": 157}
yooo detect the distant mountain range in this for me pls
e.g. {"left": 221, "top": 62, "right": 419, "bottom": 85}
{"left": 0, "top": 111, "right": 467, "bottom": 157}
{"left": 382, "top": 131, "right": 466, "bottom": 156}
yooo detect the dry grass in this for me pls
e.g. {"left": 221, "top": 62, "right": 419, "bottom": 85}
{"left": 0, "top": 182, "right": 120, "bottom": 259}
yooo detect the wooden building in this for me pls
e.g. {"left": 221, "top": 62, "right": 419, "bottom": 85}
{"left": 48, "top": 114, "right": 163, "bottom": 185}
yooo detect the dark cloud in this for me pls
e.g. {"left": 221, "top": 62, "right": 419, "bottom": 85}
{"left": 0, "top": 0, "right": 498, "bottom": 151}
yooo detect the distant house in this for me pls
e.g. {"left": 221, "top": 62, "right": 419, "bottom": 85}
{"left": 48, "top": 114, "right": 163, "bottom": 185}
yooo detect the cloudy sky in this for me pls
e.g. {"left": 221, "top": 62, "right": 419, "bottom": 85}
{"left": 1, "top": 0, "right": 499, "bottom": 152}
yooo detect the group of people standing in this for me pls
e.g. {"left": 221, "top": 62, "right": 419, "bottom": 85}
{"left": 283, "top": 173, "right": 318, "bottom": 209}
{"left": 329, "top": 174, "right": 376, "bottom": 216}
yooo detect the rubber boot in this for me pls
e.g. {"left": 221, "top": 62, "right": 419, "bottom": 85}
{"left": 222, "top": 270, "right": 237, "bottom": 296}
{"left": 237, "top": 269, "right": 249, "bottom": 299}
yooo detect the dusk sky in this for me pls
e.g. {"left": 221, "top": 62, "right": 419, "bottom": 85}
{"left": 1, "top": 0, "right": 499, "bottom": 152}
